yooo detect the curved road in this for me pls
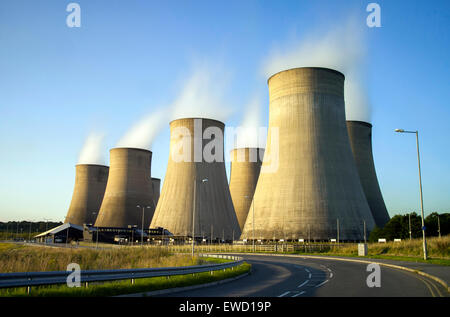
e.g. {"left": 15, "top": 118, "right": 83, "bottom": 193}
{"left": 167, "top": 254, "right": 448, "bottom": 297}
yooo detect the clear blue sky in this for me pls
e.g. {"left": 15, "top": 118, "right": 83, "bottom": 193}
{"left": 0, "top": 0, "right": 449, "bottom": 222}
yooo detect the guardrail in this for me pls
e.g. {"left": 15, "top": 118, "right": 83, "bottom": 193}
{"left": 0, "top": 254, "right": 243, "bottom": 293}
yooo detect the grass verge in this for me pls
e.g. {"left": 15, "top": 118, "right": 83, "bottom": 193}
{"left": 0, "top": 261, "right": 251, "bottom": 297}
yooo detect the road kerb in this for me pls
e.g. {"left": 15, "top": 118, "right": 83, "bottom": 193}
{"left": 223, "top": 252, "right": 449, "bottom": 293}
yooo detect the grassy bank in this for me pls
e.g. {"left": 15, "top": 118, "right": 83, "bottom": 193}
{"left": 0, "top": 261, "right": 251, "bottom": 297}
{"left": 0, "top": 243, "right": 200, "bottom": 273}
{"left": 311, "top": 235, "right": 450, "bottom": 264}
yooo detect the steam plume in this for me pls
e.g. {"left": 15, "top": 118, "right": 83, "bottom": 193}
{"left": 77, "top": 132, "right": 106, "bottom": 165}
{"left": 263, "top": 16, "right": 371, "bottom": 123}
{"left": 170, "top": 62, "right": 234, "bottom": 121}
{"left": 116, "top": 109, "right": 168, "bottom": 150}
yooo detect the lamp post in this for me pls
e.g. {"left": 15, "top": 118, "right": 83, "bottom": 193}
{"left": 192, "top": 177, "right": 208, "bottom": 257}
{"left": 437, "top": 214, "right": 441, "bottom": 238}
{"left": 395, "top": 129, "right": 428, "bottom": 260}
{"left": 137, "top": 205, "right": 150, "bottom": 247}
{"left": 409, "top": 213, "right": 412, "bottom": 240}
{"left": 244, "top": 195, "right": 255, "bottom": 252}
{"left": 92, "top": 212, "right": 99, "bottom": 249}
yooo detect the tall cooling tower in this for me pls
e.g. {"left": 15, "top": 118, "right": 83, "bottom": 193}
{"left": 94, "top": 148, "right": 155, "bottom": 228}
{"left": 152, "top": 178, "right": 161, "bottom": 206}
{"left": 150, "top": 118, "right": 241, "bottom": 240}
{"left": 65, "top": 164, "right": 109, "bottom": 226}
{"left": 229, "top": 147, "right": 264, "bottom": 231}
{"left": 346, "top": 121, "right": 390, "bottom": 227}
{"left": 241, "top": 67, "right": 376, "bottom": 241}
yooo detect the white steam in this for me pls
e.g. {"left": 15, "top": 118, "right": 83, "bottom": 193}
{"left": 170, "top": 62, "right": 234, "bottom": 122}
{"left": 234, "top": 95, "right": 266, "bottom": 149}
{"left": 77, "top": 132, "right": 106, "bottom": 165}
{"left": 263, "top": 16, "right": 371, "bottom": 123}
{"left": 116, "top": 109, "right": 168, "bottom": 150}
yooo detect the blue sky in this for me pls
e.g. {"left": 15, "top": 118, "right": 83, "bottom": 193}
{"left": 0, "top": 0, "right": 449, "bottom": 222}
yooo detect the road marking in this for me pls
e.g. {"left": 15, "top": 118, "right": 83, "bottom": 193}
{"left": 330, "top": 272, "right": 333, "bottom": 278}
{"left": 305, "top": 268, "right": 310, "bottom": 273}
{"left": 327, "top": 268, "right": 332, "bottom": 272}
{"left": 292, "top": 291, "right": 305, "bottom": 297}
{"left": 278, "top": 291, "right": 291, "bottom": 297}
{"left": 308, "top": 273, "right": 312, "bottom": 279}
{"left": 416, "top": 275, "right": 438, "bottom": 297}
{"left": 314, "top": 280, "right": 329, "bottom": 288}
{"left": 297, "top": 280, "right": 309, "bottom": 288}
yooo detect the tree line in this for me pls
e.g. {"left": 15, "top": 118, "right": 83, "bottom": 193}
{"left": 369, "top": 212, "right": 449, "bottom": 242}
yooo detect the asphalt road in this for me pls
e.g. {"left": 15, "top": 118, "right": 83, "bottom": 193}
{"left": 167, "top": 254, "right": 448, "bottom": 297}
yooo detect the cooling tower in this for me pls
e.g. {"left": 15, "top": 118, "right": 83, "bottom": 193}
{"left": 346, "top": 120, "right": 390, "bottom": 227}
{"left": 229, "top": 147, "right": 264, "bottom": 231}
{"left": 65, "top": 164, "right": 109, "bottom": 226}
{"left": 152, "top": 178, "right": 161, "bottom": 206}
{"left": 241, "top": 67, "right": 376, "bottom": 241}
{"left": 94, "top": 148, "right": 155, "bottom": 228}
{"left": 150, "top": 118, "right": 241, "bottom": 240}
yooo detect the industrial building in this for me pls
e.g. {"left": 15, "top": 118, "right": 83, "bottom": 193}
{"left": 346, "top": 120, "right": 390, "bottom": 228}
{"left": 34, "top": 223, "right": 84, "bottom": 244}
{"left": 229, "top": 147, "right": 264, "bottom": 231}
{"left": 240, "top": 67, "right": 376, "bottom": 241}
{"left": 150, "top": 118, "right": 241, "bottom": 241}
{"left": 94, "top": 147, "right": 156, "bottom": 229}
{"left": 65, "top": 164, "right": 109, "bottom": 226}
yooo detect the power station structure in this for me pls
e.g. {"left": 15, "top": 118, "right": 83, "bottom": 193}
{"left": 346, "top": 120, "right": 390, "bottom": 228}
{"left": 240, "top": 67, "right": 376, "bottom": 241}
{"left": 65, "top": 164, "right": 109, "bottom": 226}
{"left": 94, "top": 147, "right": 156, "bottom": 229}
{"left": 229, "top": 147, "right": 264, "bottom": 231}
{"left": 152, "top": 178, "right": 161, "bottom": 206}
{"left": 150, "top": 118, "right": 241, "bottom": 241}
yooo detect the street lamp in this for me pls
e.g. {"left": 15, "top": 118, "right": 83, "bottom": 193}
{"left": 192, "top": 177, "right": 208, "bottom": 257}
{"left": 244, "top": 195, "right": 255, "bottom": 252}
{"left": 137, "top": 205, "right": 151, "bottom": 246}
{"left": 395, "top": 128, "right": 428, "bottom": 260}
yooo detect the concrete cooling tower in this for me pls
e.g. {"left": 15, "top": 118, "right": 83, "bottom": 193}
{"left": 94, "top": 148, "right": 155, "bottom": 228}
{"left": 152, "top": 178, "right": 161, "bottom": 206}
{"left": 241, "top": 67, "right": 376, "bottom": 241}
{"left": 346, "top": 120, "right": 390, "bottom": 228}
{"left": 229, "top": 147, "right": 264, "bottom": 231}
{"left": 150, "top": 118, "right": 241, "bottom": 240}
{"left": 65, "top": 164, "right": 109, "bottom": 226}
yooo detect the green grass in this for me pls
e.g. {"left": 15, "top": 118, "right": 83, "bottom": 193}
{"left": 0, "top": 243, "right": 199, "bottom": 272}
{"left": 0, "top": 262, "right": 251, "bottom": 297}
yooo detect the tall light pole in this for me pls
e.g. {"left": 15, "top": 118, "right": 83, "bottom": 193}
{"left": 192, "top": 177, "right": 208, "bottom": 257}
{"left": 363, "top": 220, "right": 366, "bottom": 244}
{"left": 408, "top": 213, "right": 412, "bottom": 240}
{"left": 244, "top": 195, "right": 255, "bottom": 252}
{"left": 92, "top": 212, "right": 99, "bottom": 249}
{"left": 137, "top": 205, "right": 150, "bottom": 247}
{"left": 437, "top": 214, "right": 441, "bottom": 238}
{"left": 395, "top": 129, "right": 428, "bottom": 260}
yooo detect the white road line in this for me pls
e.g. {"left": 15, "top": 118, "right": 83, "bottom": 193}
{"left": 297, "top": 280, "right": 309, "bottom": 288}
{"left": 278, "top": 291, "right": 291, "bottom": 297}
{"left": 330, "top": 273, "right": 333, "bottom": 278}
{"left": 314, "top": 280, "right": 329, "bottom": 288}
{"left": 305, "top": 268, "right": 310, "bottom": 273}
{"left": 308, "top": 273, "right": 312, "bottom": 279}
{"left": 292, "top": 291, "right": 305, "bottom": 297}
{"left": 327, "top": 268, "right": 332, "bottom": 272}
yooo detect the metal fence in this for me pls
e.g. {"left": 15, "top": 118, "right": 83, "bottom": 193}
{"left": 0, "top": 254, "right": 243, "bottom": 293}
